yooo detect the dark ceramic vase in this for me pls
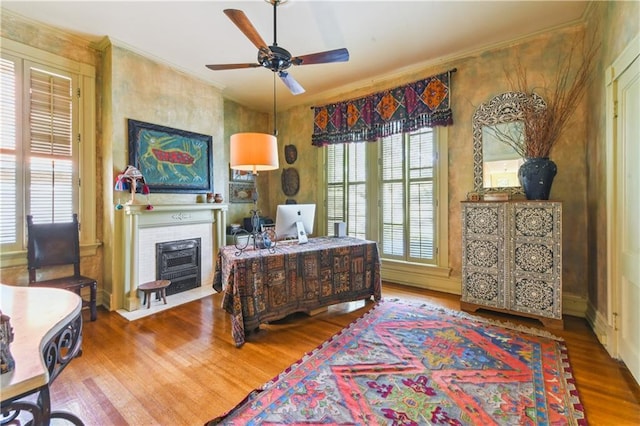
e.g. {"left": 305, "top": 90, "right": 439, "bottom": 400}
{"left": 518, "top": 157, "right": 557, "bottom": 200}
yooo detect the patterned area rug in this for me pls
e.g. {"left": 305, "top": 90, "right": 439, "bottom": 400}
{"left": 207, "top": 299, "right": 586, "bottom": 425}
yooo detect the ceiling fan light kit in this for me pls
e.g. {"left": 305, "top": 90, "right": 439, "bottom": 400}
{"left": 206, "top": 0, "right": 349, "bottom": 95}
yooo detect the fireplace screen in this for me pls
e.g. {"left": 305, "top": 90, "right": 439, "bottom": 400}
{"left": 156, "top": 238, "right": 201, "bottom": 296}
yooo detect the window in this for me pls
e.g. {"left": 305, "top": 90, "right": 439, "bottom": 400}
{"left": 381, "top": 128, "right": 436, "bottom": 263}
{"left": 0, "top": 39, "right": 96, "bottom": 263}
{"left": 326, "top": 142, "right": 367, "bottom": 239}
{"left": 324, "top": 127, "right": 449, "bottom": 279}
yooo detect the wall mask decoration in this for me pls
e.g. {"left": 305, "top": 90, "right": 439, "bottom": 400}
{"left": 281, "top": 168, "right": 300, "bottom": 196}
{"left": 284, "top": 144, "right": 297, "bottom": 164}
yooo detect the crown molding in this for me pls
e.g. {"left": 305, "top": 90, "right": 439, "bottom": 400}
{"left": 296, "top": 16, "right": 588, "bottom": 113}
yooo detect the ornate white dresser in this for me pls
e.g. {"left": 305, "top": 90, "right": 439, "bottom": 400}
{"left": 460, "top": 201, "right": 563, "bottom": 329}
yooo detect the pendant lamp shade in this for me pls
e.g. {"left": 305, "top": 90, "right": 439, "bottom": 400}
{"left": 230, "top": 133, "right": 279, "bottom": 174}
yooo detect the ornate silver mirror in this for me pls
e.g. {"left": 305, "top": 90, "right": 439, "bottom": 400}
{"left": 472, "top": 91, "right": 545, "bottom": 195}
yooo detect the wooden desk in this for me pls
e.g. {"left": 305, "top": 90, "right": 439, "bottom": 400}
{"left": 0, "top": 284, "right": 83, "bottom": 425}
{"left": 214, "top": 237, "right": 382, "bottom": 347}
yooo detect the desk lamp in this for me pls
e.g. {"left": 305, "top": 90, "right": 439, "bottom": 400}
{"left": 230, "top": 132, "right": 279, "bottom": 249}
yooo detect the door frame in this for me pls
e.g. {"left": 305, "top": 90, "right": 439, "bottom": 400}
{"left": 605, "top": 33, "right": 639, "bottom": 357}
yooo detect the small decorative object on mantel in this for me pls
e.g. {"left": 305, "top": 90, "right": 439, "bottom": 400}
{"left": 489, "top": 34, "right": 599, "bottom": 200}
{"left": 114, "top": 165, "right": 153, "bottom": 210}
{"left": 214, "top": 193, "right": 224, "bottom": 203}
{"left": 0, "top": 310, "right": 15, "bottom": 374}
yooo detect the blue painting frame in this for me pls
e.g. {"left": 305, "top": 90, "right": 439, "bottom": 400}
{"left": 128, "top": 119, "right": 213, "bottom": 193}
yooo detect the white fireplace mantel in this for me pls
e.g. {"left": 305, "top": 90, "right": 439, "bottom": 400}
{"left": 118, "top": 203, "right": 227, "bottom": 311}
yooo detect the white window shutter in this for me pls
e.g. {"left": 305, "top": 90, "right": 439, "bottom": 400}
{"left": 326, "top": 142, "right": 368, "bottom": 239}
{"left": 381, "top": 133, "right": 405, "bottom": 257}
{"left": 380, "top": 128, "right": 436, "bottom": 262}
{"left": 408, "top": 129, "right": 435, "bottom": 259}
{"left": 27, "top": 67, "right": 74, "bottom": 224}
{"left": 347, "top": 142, "right": 367, "bottom": 239}
{"left": 0, "top": 57, "right": 18, "bottom": 244}
{"left": 326, "top": 144, "right": 345, "bottom": 235}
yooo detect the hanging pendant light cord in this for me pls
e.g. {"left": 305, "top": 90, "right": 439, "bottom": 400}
{"left": 273, "top": 73, "right": 278, "bottom": 136}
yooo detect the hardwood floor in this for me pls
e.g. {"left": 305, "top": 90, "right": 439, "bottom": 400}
{"left": 14, "top": 283, "right": 640, "bottom": 425}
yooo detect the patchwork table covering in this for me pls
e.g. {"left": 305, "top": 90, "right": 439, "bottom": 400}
{"left": 214, "top": 236, "right": 382, "bottom": 346}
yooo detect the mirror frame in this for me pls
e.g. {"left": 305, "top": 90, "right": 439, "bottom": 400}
{"left": 472, "top": 91, "right": 545, "bottom": 195}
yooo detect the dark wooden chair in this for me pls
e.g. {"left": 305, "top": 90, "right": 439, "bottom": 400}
{"left": 26, "top": 214, "right": 97, "bottom": 321}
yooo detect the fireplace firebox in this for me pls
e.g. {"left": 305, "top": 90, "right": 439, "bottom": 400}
{"left": 156, "top": 238, "right": 201, "bottom": 296}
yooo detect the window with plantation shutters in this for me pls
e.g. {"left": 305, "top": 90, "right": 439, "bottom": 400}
{"left": 28, "top": 67, "right": 75, "bottom": 224}
{"left": 381, "top": 128, "right": 436, "bottom": 263}
{"left": 347, "top": 142, "right": 367, "bottom": 239}
{"left": 407, "top": 129, "right": 435, "bottom": 260}
{"left": 381, "top": 133, "right": 405, "bottom": 257}
{"left": 324, "top": 127, "right": 439, "bottom": 266}
{"left": 326, "top": 143, "right": 345, "bottom": 235}
{"left": 0, "top": 57, "right": 18, "bottom": 246}
{"left": 326, "top": 143, "right": 367, "bottom": 239}
{"left": 0, "top": 43, "right": 91, "bottom": 255}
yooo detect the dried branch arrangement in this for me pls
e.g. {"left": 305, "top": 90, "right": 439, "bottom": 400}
{"left": 500, "top": 32, "right": 600, "bottom": 158}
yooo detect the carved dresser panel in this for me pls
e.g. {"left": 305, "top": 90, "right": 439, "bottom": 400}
{"left": 461, "top": 201, "right": 563, "bottom": 329}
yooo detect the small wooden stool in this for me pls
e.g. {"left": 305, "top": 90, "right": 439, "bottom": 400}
{"left": 138, "top": 280, "right": 171, "bottom": 309}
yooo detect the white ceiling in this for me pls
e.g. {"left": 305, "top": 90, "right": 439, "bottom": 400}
{"left": 2, "top": 1, "right": 589, "bottom": 112}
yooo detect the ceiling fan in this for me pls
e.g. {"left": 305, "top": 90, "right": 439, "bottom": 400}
{"left": 206, "top": 0, "right": 349, "bottom": 95}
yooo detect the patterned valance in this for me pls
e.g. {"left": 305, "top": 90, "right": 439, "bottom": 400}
{"left": 312, "top": 70, "right": 454, "bottom": 147}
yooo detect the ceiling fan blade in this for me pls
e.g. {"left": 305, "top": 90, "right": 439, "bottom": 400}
{"left": 206, "top": 63, "right": 261, "bottom": 71}
{"left": 279, "top": 71, "right": 305, "bottom": 95}
{"left": 223, "top": 9, "right": 268, "bottom": 50}
{"left": 292, "top": 48, "right": 349, "bottom": 66}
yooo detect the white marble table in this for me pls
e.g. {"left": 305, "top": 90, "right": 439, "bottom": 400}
{"left": 0, "top": 284, "right": 83, "bottom": 425}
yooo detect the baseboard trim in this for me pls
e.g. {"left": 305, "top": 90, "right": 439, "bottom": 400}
{"left": 381, "top": 264, "right": 460, "bottom": 295}
{"left": 562, "top": 293, "right": 588, "bottom": 318}
{"left": 585, "top": 300, "right": 616, "bottom": 356}
{"left": 101, "top": 289, "right": 114, "bottom": 311}
{"left": 381, "top": 274, "right": 590, "bottom": 321}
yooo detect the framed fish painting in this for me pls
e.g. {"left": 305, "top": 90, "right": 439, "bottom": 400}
{"left": 128, "top": 119, "right": 213, "bottom": 193}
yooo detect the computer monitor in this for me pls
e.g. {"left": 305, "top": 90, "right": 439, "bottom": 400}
{"left": 274, "top": 204, "right": 316, "bottom": 240}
